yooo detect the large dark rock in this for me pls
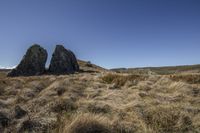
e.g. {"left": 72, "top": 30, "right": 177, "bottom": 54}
{"left": 8, "top": 44, "right": 47, "bottom": 77}
{"left": 49, "top": 45, "right": 79, "bottom": 74}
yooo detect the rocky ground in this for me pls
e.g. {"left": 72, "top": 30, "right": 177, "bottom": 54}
{"left": 0, "top": 62, "right": 200, "bottom": 133}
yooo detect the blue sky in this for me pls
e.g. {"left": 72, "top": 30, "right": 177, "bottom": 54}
{"left": 0, "top": 0, "right": 200, "bottom": 69}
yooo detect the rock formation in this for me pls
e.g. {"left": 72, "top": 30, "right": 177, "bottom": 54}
{"left": 49, "top": 45, "right": 79, "bottom": 74}
{"left": 7, "top": 44, "right": 47, "bottom": 77}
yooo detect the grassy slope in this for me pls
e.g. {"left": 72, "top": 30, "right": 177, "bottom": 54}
{"left": 111, "top": 64, "right": 200, "bottom": 75}
{"left": 0, "top": 63, "right": 200, "bottom": 133}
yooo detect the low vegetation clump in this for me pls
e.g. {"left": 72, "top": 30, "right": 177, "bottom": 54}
{"left": 169, "top": 74, "right": 200, "bottom": 84}
{"left": 62, "top": 113, "right": 112, "bottom": 133}
{"left": 101, "top": 73, "right": 148, "bottom": 87}
{"left": 144, "top": 105, "right": 194, "bottom": 133}
{"left": 87, "top": 102, "right": 111, "bottom": 114}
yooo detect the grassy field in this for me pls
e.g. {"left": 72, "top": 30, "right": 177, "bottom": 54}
{"left": 112, "top": 64, "right": 200, "bottom": 75}
{"left": 0, "top": 64, "right": 200, "bottom": 133}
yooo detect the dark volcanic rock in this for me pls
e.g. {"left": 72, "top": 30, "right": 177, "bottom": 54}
{"left": 49, "top": 45, "right": 79, "bottom": 74}
{"left": 8, "top": 44, "right": 47, "bottom": 76}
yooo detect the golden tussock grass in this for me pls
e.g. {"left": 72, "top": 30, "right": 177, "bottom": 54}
{"left": 101, "top": 73, "right": 148, "bottom": 87}
{"left": 169, "top": 74, "right": 200, "bottom": 84}
{"left": 0, "top": 72, "right": 200, "bottom": 133}
{"left": 143, "top": 105, "right": 194, "bottom": 133}
{"left": 61, "top": 113, "right": 112, "bottom": 133}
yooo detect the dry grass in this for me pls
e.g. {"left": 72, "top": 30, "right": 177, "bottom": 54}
{"left": 169, "top": 74, "right": 200, "bottom": 84}
{"left": 101, "top": 73, "right": 148, "bottom": 87}
{"left": 143, "top": 105, "right": 194, "bottom": 133}
{"left": 62, "top": 113, "right": 112, "bottom": 133}
{"left": 0, "top": 71, "right": 200, "bottom": 133}
{"left": 0, "top": 71, "right": 8, "bottom": 78}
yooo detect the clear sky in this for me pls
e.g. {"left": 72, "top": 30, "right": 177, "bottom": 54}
{"left": 0, "top": 0, "right": 200, "bottom": 69}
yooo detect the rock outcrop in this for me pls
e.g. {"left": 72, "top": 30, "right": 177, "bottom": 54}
{"left": 8, "top": 44, "right": 47, "bottom": 77}
{"left": 49, "top": 45, "right": 79, "bottom": 74}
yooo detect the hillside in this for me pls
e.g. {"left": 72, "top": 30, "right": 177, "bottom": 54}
{"left": 0, "top": 62, "right": 200, "bottom": 133}
{"left": 77, "top": 60, "right": 107, "bottom": 73}
{"left": 111, "top": 64, "right": 200, "bottom": 75}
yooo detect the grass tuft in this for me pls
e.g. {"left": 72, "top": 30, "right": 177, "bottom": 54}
{"left": 63, "top": 113, "right": 112, "bottom": 133}
{"left": 101, "top": 73, "right": 147, "bottom": 87}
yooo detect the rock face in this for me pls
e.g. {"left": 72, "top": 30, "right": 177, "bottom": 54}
{"left": 49, "top": 45, "right": 79, "bottom": 74}
{"left": 8, "top": 44, "right": 47, "bottom": 76}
